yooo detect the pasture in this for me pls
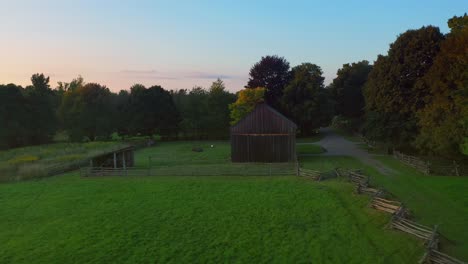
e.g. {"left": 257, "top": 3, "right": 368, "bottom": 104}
{"left": 0, "top": 174, "right": 421, "bottom": 263}
{"left": 300, "top": 155, "right": 468, "bottom": 260}
{"left": 1, "top": 140, "right": 466, "bottom": 262}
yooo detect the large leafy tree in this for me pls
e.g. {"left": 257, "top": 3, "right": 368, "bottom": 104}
{"left": 126, "top": 85, "right": 180, "bottom": 138}
{"left": 330, "top": 61, "right": 372, "bottom": 119}
{"left": 59, "top": 82, "right": 115, "bottom": 141}
{"left": 0, "top": 84, "right": 29, "bottom": 148}
{"left": 172, "top": 80, "right": 235, "bottom": 139}
{"left": 24, "top": 73, "right": 58, "bottom": 144}
{"left": 229, "top": 87, "right": 265, "bottom": 125}
{"left": 113, "top": 89, "right": 131, "bottom": 139}
{"left": 363, "top": 26, "right": 444, "bottom": 147}
{"left": 246, "top": 55, "right": 290, "bottom": 109}
{"left": 282, "top": 63, "right": 331, "bottom": 135}
{"left": 415, "top": 14, "right": 468, "bottom": 156}
{"left": 206, "top": 79, "right": 236, "bottom": 138}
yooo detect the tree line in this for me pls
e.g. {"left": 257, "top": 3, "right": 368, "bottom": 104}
{"left": 330, "top": 14, "right": 467, "bottom": 157}
{"left": 0, "top": 56, "right": 334, "bottom": 149}
{"left": 0, "top": 76, "right": 237, "bottom": 149}
{"left": 0, "top": 14, "right": 465, "bottom": 158}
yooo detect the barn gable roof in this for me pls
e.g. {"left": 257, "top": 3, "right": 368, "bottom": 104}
{"left": 231, "top": 103, "right": 297, "bottom": 134}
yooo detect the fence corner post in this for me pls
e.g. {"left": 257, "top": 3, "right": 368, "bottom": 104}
{"left": 453, "top": 160, "right": 460, "bottom": 176}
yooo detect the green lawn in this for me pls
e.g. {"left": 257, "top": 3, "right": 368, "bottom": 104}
{"left": 136, "top": 141, "right": 231, "bottom": 166}
{"left": 0, "top": 173, "right": 421, "bottom": 263}
{"left": 296, "top": 133, "right": 324, "bottom": 143}
{"left": 3, "top": 140, "right": 466, "bottom": 262}
{"left": 299, "top": 155, "right": 468, "bottom": 260}
{"left": 296, "top": 144, "right": 325, "bottom": 155}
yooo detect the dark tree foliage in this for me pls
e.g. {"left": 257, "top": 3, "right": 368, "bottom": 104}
{"left": 59, "top": 83, "right": 115, "bottom": 141}
{"left": 415, "top": 14, "right": 468, "bottom": 156}
{"left": 363, "top": 26, "right": 444, "bottom": 147}
{"left": 246, "top": 55, "right": 291, "bottom": 109}
{"left": 172, "top": 80, "right": 235, "bottom": 139}
{"left": 0, "top": 84, "right": 29, "bottom": 149}
{"left": 114, "top": 90, "right": 131, "bottom": 139}
{"left": 23, "top": 74, "right": 58, "bottom": 144}
{"left": 126, "top": 85, "right": 180, "bottom": 139}
{"left": 206, "top": 79, "right": 236, "bottom": 138}
{"left": 330, "top": 61, "right": 372, "bottom": 119}
{"left": 281, "top": 63, "right": 332, "bottom": 135}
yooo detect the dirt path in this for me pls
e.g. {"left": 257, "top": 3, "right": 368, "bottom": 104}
{"left": 299, "top": 127, "right": 395, "bottom": 175}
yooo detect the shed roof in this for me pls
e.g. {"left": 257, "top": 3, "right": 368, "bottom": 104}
{"left": 91, "top": 145, "right": 135, "bottom": 159}
{"left": 231, "top": 103, "right": 297, "bottom": 134}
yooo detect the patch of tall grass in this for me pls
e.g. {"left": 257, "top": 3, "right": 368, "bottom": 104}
{"left": 0, "top": 142, "right": 129, "bottom": 182}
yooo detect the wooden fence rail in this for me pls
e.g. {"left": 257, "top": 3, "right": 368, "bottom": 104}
{"left": 356, "top": 184, "right": 381, "bottom": 196}
{"left": 81, "top": 164, "right": 297, "bottom": 177}
{"left": 371, "top": 197, "right": 402, "bottom": 214}
{"left": 298, "top": 168, "right": 321, "bottom": 181}
{"left": 326, "top": 166, "right": 465, "bottom": 263}
{"left": 391, "top": 216, "right": 436, "bottom": 241}
{"left": 393, "top": 151, "right": 467, "bottom": 176}
{"left": 420, "top": 248, "right": 467, "bottom": 264}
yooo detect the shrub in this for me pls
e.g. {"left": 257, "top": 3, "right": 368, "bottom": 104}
{"left": 7, "top": 155, "right": 40, "bottom": 166}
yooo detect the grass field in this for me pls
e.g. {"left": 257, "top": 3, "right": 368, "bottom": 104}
{"left": 296, "top": 144, "right": 325, "bottom": 155}
{"left": 1, "top": 140, "right": 466, "bottom": 262}
{"left": 0, "top": 173, "right": 422, "bottom": 263}
{"left": 300, "top": 155, "right": 468, "bottom": 260}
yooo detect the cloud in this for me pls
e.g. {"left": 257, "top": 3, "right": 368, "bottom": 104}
{"left": 119, "top": 69, "right": 238, "bottom": 80}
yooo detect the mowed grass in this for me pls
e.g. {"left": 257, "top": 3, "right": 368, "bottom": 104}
{"left": 300, "top": 155, "right": 468, "bottom": 260}
{"left": 296, "top": 144, "right": 325, "bottom": 155}
{"left": 0, "top": 173, "right": 421, "bottom": 263}
{"left": 135, "top": 141, "right": 231, "bottom": 166}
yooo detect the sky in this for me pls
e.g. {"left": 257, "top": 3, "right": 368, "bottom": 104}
{"left": 0, "top": 0, "right": 466, "bottom": 92}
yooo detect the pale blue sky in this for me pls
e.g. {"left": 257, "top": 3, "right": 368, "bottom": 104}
{"left": 0, "top": 0, "right": 465, "bottom": 91}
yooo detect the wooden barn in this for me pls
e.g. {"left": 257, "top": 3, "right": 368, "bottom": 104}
{"left": 230, "top": 103, "right": 297, "bottom": 163}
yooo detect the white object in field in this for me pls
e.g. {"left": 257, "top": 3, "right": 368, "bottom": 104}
{"left": 211, "top": 145, "right": 214, "bottom": 148}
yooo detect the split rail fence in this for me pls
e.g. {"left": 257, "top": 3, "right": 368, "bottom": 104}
{"left": 330, "top": 167, "right": 466, "bottom": 264}
{"left": 81, "top": 163, "right": 296, "bottom": 177}
{"left": 393, "top": 151, "right": 467, "bottom": 176}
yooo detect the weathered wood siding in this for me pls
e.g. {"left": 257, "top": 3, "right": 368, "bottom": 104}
{"left": 230, "top": 103, "right": 297, "bottom": 162}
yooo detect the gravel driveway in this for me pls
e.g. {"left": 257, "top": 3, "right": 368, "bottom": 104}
{"left": 299, "top": 127, "right": 394, "bottom": 175}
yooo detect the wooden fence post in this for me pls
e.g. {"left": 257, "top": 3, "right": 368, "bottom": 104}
{"left": 425, "top": 161, "right": 430, "bottom": 175}
{"left": 296, "top": 162, "right": 300, "bottom": 176}
{"left": 453, "top": 161, "right": 460, "bottom": 176}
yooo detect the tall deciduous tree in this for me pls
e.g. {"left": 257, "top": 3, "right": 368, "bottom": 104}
{"left": 246, "top": 55, "right": 290, "bottom": 109}
{"left": 282, "top": 63, "right": 331, "bottom": 135}
{"left": 0, "top": 84, "right": 28, "bottom": 148}
{"left": 207, "top": 79, "right": 236, "bottom": 138}
{"left": 330, "top": 61, "right": 372, "bottom": 119}
{"left": 126, "top": 85, "right": 180, "bottom": 138}
{"left": 24, "top": 73, "right": 58, "bottom": 144}
{"left": 229, "top": 87, "right": 265, "bottom": 125}
{"left": 363, "top": 26, "right": 444, "bottom": 147}
{"left": 415, "top": 14, "right": 468, "bottom": 156}
{"left": 59, "top": 82, "right": 115, "bottom": 141}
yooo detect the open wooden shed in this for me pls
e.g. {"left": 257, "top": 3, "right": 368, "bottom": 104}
{"left": 90, "top": 146, "right": 135, "bottom": 169}
{"left": 230, "top": 103, "right": 297, "bottom": 163}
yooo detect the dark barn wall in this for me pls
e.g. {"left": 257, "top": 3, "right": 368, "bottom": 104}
{"left": 231, "top": 104, "right": 297, "bottom": 163}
